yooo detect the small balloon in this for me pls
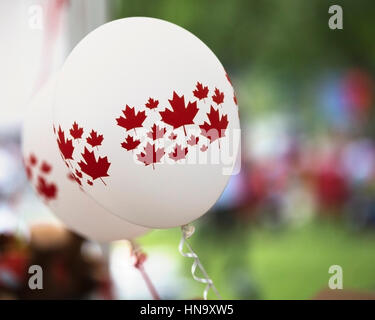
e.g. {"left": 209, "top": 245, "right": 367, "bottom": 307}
{"left": 22, "top": 77, "right": 150, "bottom": 243}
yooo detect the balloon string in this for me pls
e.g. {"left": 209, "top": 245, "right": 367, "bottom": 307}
{"left": 137, "top": 264, "right": 160, "bottom": 300}
{"left": 178, "top": 225, "right": 222, "bottom": 300}
{"left": 33, "top": 0, "right": 67, "bottom": 93}
{"left": 130, "top": 241, "right": 161, "bottom": 300}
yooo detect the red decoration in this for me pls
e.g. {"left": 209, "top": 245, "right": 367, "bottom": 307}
{"left": 121, "top": 135, "right": 141, "bottom": 151}
{"left": 147, "top": 124, "right": 166, "bottom": 140}
{"left": 187, "top": 135, "right": 199, "bottom": 146}
{"left": 69, "top": 121, "right": 84, "bottom": 140}
{"left": 168, "top": 132, "right": 177, "bottom": 140}
{"left": 169, "top": 144, "right": 188, "bottom": 161}
{"left": 159, "top": 91, "right": 198, "bottom": 135}
{"left": 86, "top": 130, "right": 104, "bottom": 148}
{"left": 200, "top": 145, "right": 208, "bottom": 152}
{"left": 75, "top": 169, "right": 83, "bottom": 178}
{"left": 145, "top": 98, "right": 159, "bottom": 110}
{"left": 78, "top": 147, "right": 111, "bottom": 183}
{"left": 30, "top": 154, "right": 37, "bottom": 166}
{"left": 116, "top": 105, "right": 146, "bottom": 132}
{"left": 36, "top": 176, "right": 57, "bottom": 201}
{"left": 200, "top": 106, "right": 228, "bottom": 143}
{"left": 137, "top": 143, "right": 165, "bottom": 168}
{"left": 212, "top": 88, "right": 224, "bottom": 105}
{"left": 40, "top": 161, "right": 52, "bottom": 174}
{"left": 193, "top": 82, "right": 208, "bottom": 100}
{"left": 57, "top": 126, "right": 74, "bottom": 160}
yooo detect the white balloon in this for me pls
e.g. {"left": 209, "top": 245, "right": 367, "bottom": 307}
{"left": 53, "top": 17, "right": 241, "bottom": 228}
{"left": 22, "top": 77, "right": 150, "bottom": 243}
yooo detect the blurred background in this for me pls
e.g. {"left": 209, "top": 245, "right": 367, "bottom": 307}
{"left": 1, "top": 0, "right": 375, "bottom": 299}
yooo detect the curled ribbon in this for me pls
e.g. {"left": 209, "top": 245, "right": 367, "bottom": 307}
{"left": 178, "top": 225, "right": 222, "bottom": 300}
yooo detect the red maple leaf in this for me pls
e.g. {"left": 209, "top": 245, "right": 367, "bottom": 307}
{"left": 145, "top": 98, "right": 159, "bottom": 110}
{"left": 57, "top": 126, "right": 74, "bottom": 160}
{"left": 116, "top": 105, "right": 146, "bottom": 132}
{"left": 225, "top": 73, "right": 233, "bottom": 86}
{"left": 169, "top": 144, "right": 188, "bottom": 161}
{"left": 159, "top": 91, "right": 198, "bottom": 135}
{"left": 75, "top": 169, "right": 83, "bottom": 178}
{"left": 200, "top": 145, "right": 208, "bottom": 152}
{"left": 40, "top": 161, "right": 52, "bottom": 174}
{"left": 137, "top": 143, "right": 165, "bottom": 169}
{"left": 86, "top": 130, "right": 104, "bottom": 148}
{"left": 36, "top": 176, "right": 57, "bottom": 201}
{"left": 193, "top": 82, "right": 209, "bottom": 100}
{"left": 169, "top": 132, "right": 177, "bottom": 140}
{"left": 121, "top": 135, "right": 141, "bottom": 151}
{"left": 78, "top": 147, "right": 111, "bottom": 184}
{"left": 25, "top": 165, "right": 32, "bottom": 180}
{"left": 29, "top": 154, "right": 37, "bottom": 166}
{"left": 69, "top": 122, "right": 83, "bottom": 139}
{"left": 147, "top": 124, "right": 166, "bottom": 140}
{"left": 199, "top": 106, "right": 229, "bottom": 143}
{"left": 212, "top": 88, "right": 224, "bottom": 105}
{"left": 187, "top": 135, "right": 199, "bottom": 146}
{"left": 73, "top": 174, "right": 82, "bottom": 186}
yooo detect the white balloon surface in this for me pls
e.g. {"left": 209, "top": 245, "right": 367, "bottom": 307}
{"left": 22, "top": 78, "right": 150, "bottom": 242}
{"left": 53, "top": 17, "right": 240, "bottom": 228}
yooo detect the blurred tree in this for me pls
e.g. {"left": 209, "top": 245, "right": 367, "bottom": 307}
{"left": 111, "top": 0, "right": 375, "bottom": 76}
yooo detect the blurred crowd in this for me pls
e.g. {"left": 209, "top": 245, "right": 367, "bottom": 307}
{"left": 213, "top": 68, "right": 375, "bottom": 231}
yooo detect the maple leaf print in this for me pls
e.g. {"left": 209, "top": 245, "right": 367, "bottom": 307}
{"left": 200, "top": 145, "right": 208, "bottom": 152}
{"left": 29, "top": 153, "right": 37, "bottom": 166}
{"left": 159, "top": 91, "right": 198, "bottom": 135}
{"left": 36, "top": 176, "right": 57, "bottom": 201}
{"left": 70, "top": 122, "right": 83, "bottom": 140}
{"left": 137, "top": 143, "right": 165, "bottom": 169}
{"left": 75, "top": 169, "right": 83, "bottom": 178}
{"left": 225, "top": 73, "right": 233, "bottom": 86}
{"left": 145, "top": 98, "right": 159, "bottom": 110}
{"left": 25, "top": 165, "right": 32, "bottom": 180}
{"left": 73, "top": 174, "right": 82, "bottom": 186}
{"left": 212, "top": 88, "right": 224, "bottom": 105}
{"left": 169, "top": 132, "right": 177, "bottom": 140}
{"left": 199, "top": 106, "right": 229, "bottom": 144}
{"left": 87, "top": 130, "right": 104, "bottom": 148}
{"left": 87, "top": 180, "right": 93, "bottom": 186}
{"left": 116, "top": 105, "right": 146, "bottom": 133}
{"left": 121, "top": 135, "right": 141, "bottom": 151}
{"left": 187, "top": 135, "right": 199, "bottom": 146}
{"left": 78, "top": 147, "right": 111, "bottom": 184}
{"left": 193, "top": 82, "right": 209, "bottom": 100}
{"left": 57, "top": 126, "right": 74, "bottom": 160}
{"left": 168, "top": 144, "right": 188, "bottom": 161}
{"left": 40, "top": 161, "right": 52, "bottom": 174}
{"left": 147, "top": 124, "right": 166, "bottom": 140}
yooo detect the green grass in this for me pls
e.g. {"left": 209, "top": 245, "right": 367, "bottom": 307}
{"left": 139, "top": 219, "right": 375, "bottom": 299}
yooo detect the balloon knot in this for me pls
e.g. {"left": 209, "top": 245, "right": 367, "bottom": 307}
{"left": 181, "top": 224, "right": 195, "bottom": 239}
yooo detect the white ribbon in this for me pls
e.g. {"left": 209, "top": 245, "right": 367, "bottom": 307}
{"left": 178, "top": 224, "right": 222, "bottom": 300}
